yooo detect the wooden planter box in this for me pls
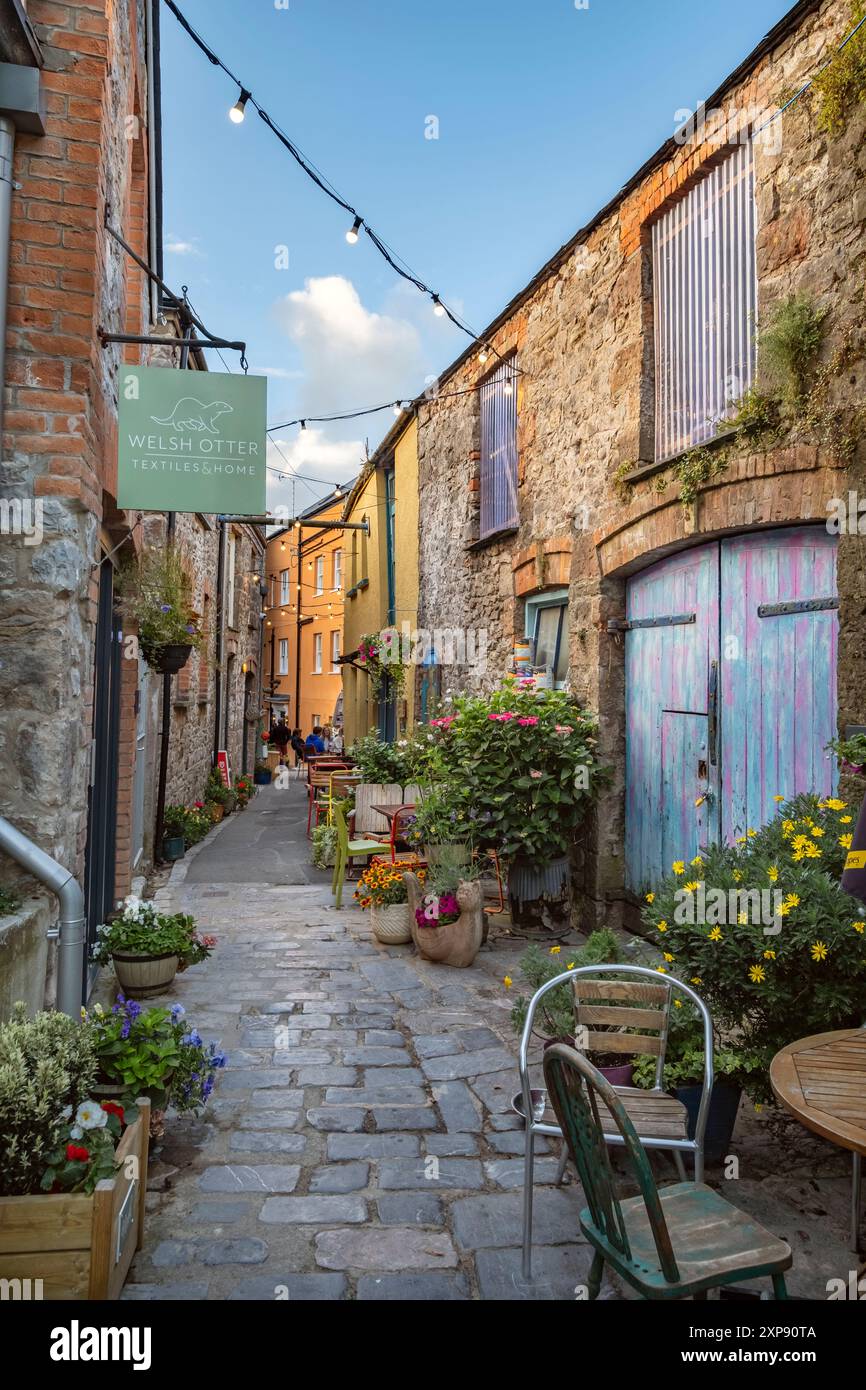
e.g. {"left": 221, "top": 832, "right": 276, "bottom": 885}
{"left": 0, "top": 1098, "right": 150, "bottom": 1300}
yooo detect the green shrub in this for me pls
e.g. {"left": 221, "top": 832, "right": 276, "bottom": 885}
{"left": 0, "top": 1004, "right": 97, "bottom": 1196}
{"left": 508, "top": 928, "right": 627, "bottom": 1041}
{"left": 758, "top": 294, "right": 827, "bottom": 404}
{"left": 640, "top": 792, "right": 866, "bottom": 1101}
{"left": 0, "top": 886, "right": 21, "bottom": 917}
{"left": 811, "top": 4, "right": 866, "bottom": 135}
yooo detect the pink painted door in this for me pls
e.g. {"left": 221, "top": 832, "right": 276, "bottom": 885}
{"left": 625, "top": 526, "right": 838, "bottom": 890}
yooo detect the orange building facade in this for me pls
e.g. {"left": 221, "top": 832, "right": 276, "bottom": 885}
{"left": 264, "top": 488, "right": 350, "bottom": 741}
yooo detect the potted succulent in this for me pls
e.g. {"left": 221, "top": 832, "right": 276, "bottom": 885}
{"left": 405, "top": 859, "right": 484, "bottom": 967}
{"left": 641, "top": 792, "right": 866, "bottom": 1104}
{"left": 92, "top": 895, "right": 215, "bottom": 996}
{"left": 0, "top": 1005, "right": 150, "bottom": 1300}
{"left": 116, "top": 543, "right": 202, "bottom": 675}
{"left": 254, "top": 759, "right": 272, "bottom": 785}
{"left": 354, "top": 860, "right": 425, "bottom": 944}
{"left": 424, "top": 678, "right": 607, "bottom": 931}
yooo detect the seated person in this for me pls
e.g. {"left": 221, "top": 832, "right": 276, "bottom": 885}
{"left": 305, "top": 726, "right": 326, "bottom": 755}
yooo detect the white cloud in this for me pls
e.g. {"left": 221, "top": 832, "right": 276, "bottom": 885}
{"left": 165, "top": 234, "right": 200, "bottom": 256}
{"left": 272, "top": 276, "right": 423, "bottom": 416}
{"left": 266, "top": 428, "right": 363, "bottom": 517}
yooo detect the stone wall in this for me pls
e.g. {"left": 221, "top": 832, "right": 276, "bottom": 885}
{"left": 417, "top": 0, "right": 866, "bottom": 925}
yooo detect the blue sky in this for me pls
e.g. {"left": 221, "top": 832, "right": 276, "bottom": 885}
{"left": 160, "top": 0, "right": 796, "bottom": 513}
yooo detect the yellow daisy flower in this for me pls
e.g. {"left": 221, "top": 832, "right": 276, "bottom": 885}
{"left": 549, "top": 945, "right": 561, "bottom": 955}
{"left": 841, "top": 815, "right": 853, "bottom": 824}
{"left": 811, "top": 941, "right": 828, "bottom": 962}
{"left": 657, "top": 921, "right": 668, "bottom": 932}
{"left": 690, "top": 855, "right": 703, "bottom": 867}
{"left": 683, "top": 880, "right": 700, "bottom": 893}
{"left": 839, "top": 834, "right": 853, "bottom": 850}
{"left": 749, "top": 964, "right": 766, "bottom": 983}
{"left": 656, "top": 966, "right": 667, "bottom": 974}
{"left": 663, "top": 952, "right": 674, "bottom": 963}
{"left": 811, "top": 826, "right": 825, "bottom": 838}
{"left": 645, "top": 892, "right": 655, "bottom": 903}
{"left": 732, "top": 870, "right": 742, "bottom": 882}
{"left": 737, "top": 912, "right": 749, "bottom": 924}
{"left": 672, "top": 861, "right": 685, "bottom": 875}
{"left": 690, "top": 976, "right": 703, "bottom": 986}
{"left": 772, "top": 794, "right": 785, "bottom": 803}
{"left": 747, "top": 828, "right": 757, "bottom": 837}
{"left": 767, "top": 866, "right": 779, "bottom": 882}
{"left": 708, "top": 926, "right": 723, "bottom": 942}
{"left": 503, "top": 976, "right": 512, "bottom": 989}
{"left": 763, "top": 949, "right": 776, "bottom": 959}
{"left": 784, "top": 893, "right": 800, "bottom": 908}
{"left": 852, "top": 922, "right": 865, "bottom": 934}
{"left": 673, "top": 999, "right": 683, "bottom": 1008}
{"left": 776, "top": 903, "right": 792, "bottom": 917}
{"left": 825, "top": 799, "right": 846, "bottom": 811}
{"left": 566, "top": 961, "right": 575, "bottom": 969}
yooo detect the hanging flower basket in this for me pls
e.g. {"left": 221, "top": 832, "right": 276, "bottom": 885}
{"left": 144, "top": 642, "right": 193, "bottom": 675}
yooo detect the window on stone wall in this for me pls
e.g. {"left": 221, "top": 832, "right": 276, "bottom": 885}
{"left": 479, "top": 356, "right": 519, "bottom": 539}
{"left": 652, "top": 142, "right": 756, "bottom": 461}
{"left": 526, "top": 590, "right": 569, "bottom": 689}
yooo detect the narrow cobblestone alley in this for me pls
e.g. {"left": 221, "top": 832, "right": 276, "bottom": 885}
{"left": 121, "top": 784, "right": 857, "bottom": 1303}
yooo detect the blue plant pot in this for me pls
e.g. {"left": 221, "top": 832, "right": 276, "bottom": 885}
{"left": 675, "top": 1080, "right": 741, "bottom": 1162}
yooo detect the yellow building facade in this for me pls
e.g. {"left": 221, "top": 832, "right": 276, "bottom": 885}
{"left": 341, "top": 416, "right": 419, "bottom": 746}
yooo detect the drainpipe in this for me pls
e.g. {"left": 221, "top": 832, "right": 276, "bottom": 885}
{"left": 0, "top": 115, "right": 15, "bottom": 451}
{"left": 0, "top": 817, "right": 85, "bottom": 1017}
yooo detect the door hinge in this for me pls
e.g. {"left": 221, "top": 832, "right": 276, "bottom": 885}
{"left": 757, "top": 597, "right": 838, "bottom": 617}
{"left": 607, "top": 613, "right": 696, "bottom": 633}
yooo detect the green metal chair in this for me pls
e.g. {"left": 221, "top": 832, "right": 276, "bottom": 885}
{"left": 330, "top": 801, "right": 384, "bottom": 909}
{"left": 542, "top": 1043, "right": 793, "bottom": 1301}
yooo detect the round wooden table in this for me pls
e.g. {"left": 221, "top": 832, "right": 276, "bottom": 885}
{"left": 770, "top": 1028, "right": 866, "bottom": 1253}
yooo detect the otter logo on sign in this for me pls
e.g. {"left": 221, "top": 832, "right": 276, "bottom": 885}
{"left": 151, "top": 397, "right": 234, "bottom": 435}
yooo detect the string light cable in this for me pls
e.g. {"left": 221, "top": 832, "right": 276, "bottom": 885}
{"left": 163, "top": 0, "right": 515, "bottom": 360}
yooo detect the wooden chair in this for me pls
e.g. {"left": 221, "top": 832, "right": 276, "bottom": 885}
{"left": 542, "top": 1044, "right": 792, "bottom": 1299}
{"left": 519, "top": 964, "right": 713, "bottom": 1279}
{"left": 330, "top": 801, "right": 384, "bottom": 909}
{"left": 306, "top": 763, "right": 349, "bottom": 835}
{"left": 352, "top": 783, "right": 402, "bottom": 839}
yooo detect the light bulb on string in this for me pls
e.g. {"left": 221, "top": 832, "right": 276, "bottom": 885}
{"left": 345, "top": 216, "right": 362, "bottom": 244}
{"left": 229, "top": 88, "right": 251, "bottom": 123}
{"left": 478, "top": 345, "right": 490, "bottom": 364}
{"left": 393, "top": 401, "right": 404, "bottom": 417}
{"left": 431, "top": 295, "right": 446, "bottom": 318}
{"left": 300, "top": 420, "right": 306, "bottom": 430}
{"left": 503, "top": 379, "right": 514, "bottom": 396}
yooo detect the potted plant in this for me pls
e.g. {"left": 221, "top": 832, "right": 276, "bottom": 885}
{"left": 234, "top": 777, "right": 251, "bottom": 809}
{"left": 508, "top": 930, "right": 635, "bottom": 1079}
{"left": 641, "top": 792, "right": 866, "bottom": 1104}
{"left": 254, "top": 759, "right": 272, "bottom": 785}
{"left": 311, "top": 821, "right": 338, "bottom": 869}
{"left": 405, "top": 859, "right": 485, "bottom": 967}
{"left": 116, "top": 544, "right": 202, "bottom": 675}
{"left": 631, "top": 1010, "right": 755, "bottom": 1161}
{"left": 205, "top": 768, "right": 235, "bottom": 815}
{"left": 92, "top": 895, "right": 215, "bottom": 996}
{"left": 87, "top": 997, "right": 227, "bottom": 1115}
{"left": 405, "top": 787, "right": 472, "bottom": 866}
{"left": 0, "top": 1005, "right": 150, "bottom": 1300}
{"left": 205, "top": 798, "right": 224, "bottom": 824}
{"left": 356, "top": 631, "right": 411, "bottom": 702}
{"left": 827, "top": 732, "right": 866, "bottom": 776}
{"left": 424, "top": 677, "right": 607, "bottom": 931}
{"left": 161, "top": 805, "right": 187, "bottom": 862}
{"left": 354, "top": 860, "right": 425, "bottom": 944}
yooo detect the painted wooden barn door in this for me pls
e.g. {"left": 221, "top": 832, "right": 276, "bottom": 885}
{"left": 625, "top": 526, "right": 838, "bottom": 890}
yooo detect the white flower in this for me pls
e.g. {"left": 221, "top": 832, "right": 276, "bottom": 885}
{"left": 60, "top": 1104, "right": 73, "bottom": 1121}
{"left": 75, "top": 1100, "right": 108, "bottom": 1132}
{"left": 70, "top": 1124, "right": 83, "bottom": 1139}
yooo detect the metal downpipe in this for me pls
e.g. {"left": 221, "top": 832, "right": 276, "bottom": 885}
{"left": 0, "top": 817, "right": 85, "bottom": 1017}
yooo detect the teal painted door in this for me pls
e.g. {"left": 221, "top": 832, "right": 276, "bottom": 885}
{"left": 625, "top": 527, "right": 838, "bottom": 891}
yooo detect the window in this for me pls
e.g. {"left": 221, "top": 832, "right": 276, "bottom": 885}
{"left": 279, "top": 638, "right": 289, "bottom": 675}
{"left": 333, "top": 549, "right": 342, "bottom": 590}
{"left": 526, "top": 589, "right": 568, "bottom": 689}
{"left": 479, "top": 357, "right": 518, "bottom": 539}
{"left": 331, "top": 630, "right": 340, "bottom": 672}
{"left": 280, "top": 568, "right": 290, "bottom": 604}
{"left": 313, "top": 632, "right": 323, "bottom": 673}
{"left": 652, "top": 142, "right": 757, "bottom": 461}
{"left": 311, "top": 713, "right": 321, "bottom": 728}
{"left": 315, "top": 555, "right": 324, "bottom": 595}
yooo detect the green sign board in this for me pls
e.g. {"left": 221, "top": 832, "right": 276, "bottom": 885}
{"left": 117, "top": 366, "right": 267, "bottom": 515}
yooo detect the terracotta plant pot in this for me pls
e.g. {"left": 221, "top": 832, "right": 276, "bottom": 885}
{"left": 208, "top": 802, "right": 225, "bottom": 823}
{"left": 112, "top": 950, "right": 179, "bottom": 997}
{"left": 405, "top": 873, "right": 484, "bottom": 967}
{"left": 370, "top": 902, "right": 413, "bottom": 944}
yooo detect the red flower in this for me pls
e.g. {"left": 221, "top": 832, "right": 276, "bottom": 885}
{"left": 100, "top": 1101, "right": 124, "bottom": 1123}
{"left": 194, "top": 801, "right": 204, "bottom": 809}
{"left": 66, "top": 1143, "right": 90, "bottom": 1162}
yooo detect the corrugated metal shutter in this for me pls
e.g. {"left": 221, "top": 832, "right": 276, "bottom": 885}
{"left": 479, "top": 358, "right": 518, "bottom": 538}
{"left": 652, "top": 142, "right": 757, "bottom": 462}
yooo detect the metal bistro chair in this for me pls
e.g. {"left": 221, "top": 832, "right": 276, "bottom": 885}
{"left": 519, "top": 963, "right": 714, "bottom": 1280}
{"left": 543, "top": 1044, "right": 792, "bottom": 1300}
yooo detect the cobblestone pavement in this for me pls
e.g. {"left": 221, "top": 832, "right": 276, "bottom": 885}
{"left": 123, "top": 785, "right": 859, "bottom": 1302}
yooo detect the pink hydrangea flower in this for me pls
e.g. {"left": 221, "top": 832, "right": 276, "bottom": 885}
{"left": 529, "top": 770, "right": 543, "bottom": 779}
{"left": 517, "top": 716, "right": 539, "bottom": 726}
{"left": 555, "top": 725, "right": 574, "bottom": 734}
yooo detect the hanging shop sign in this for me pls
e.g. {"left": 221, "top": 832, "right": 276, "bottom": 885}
{"left": 117, "top": 367, "right": 267, "bottom": 514}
